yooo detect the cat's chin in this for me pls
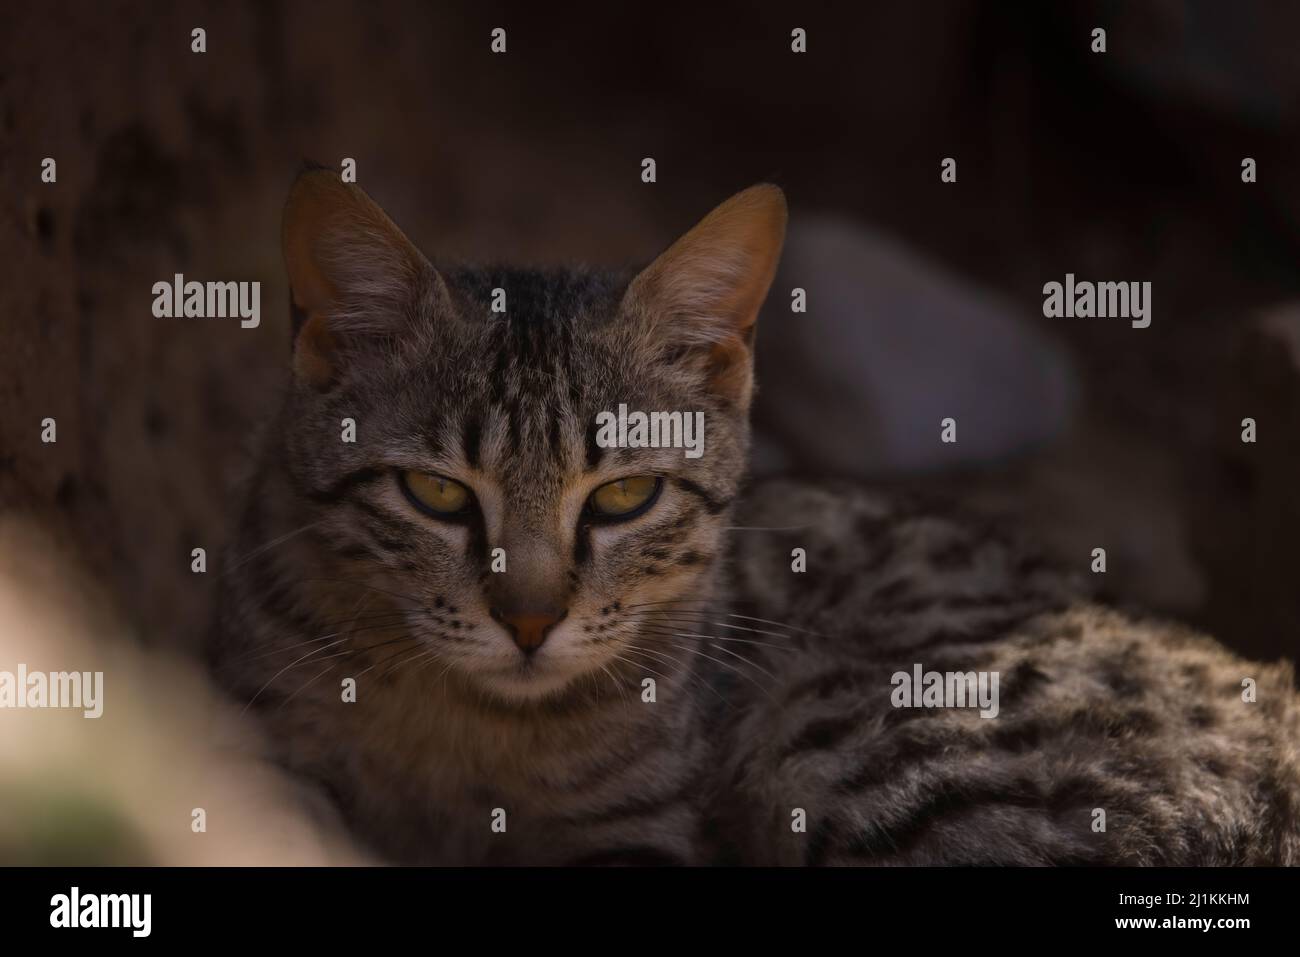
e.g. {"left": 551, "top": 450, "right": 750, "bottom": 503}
{"left": 465, "top": 660, "right": 586, "bottom": 705}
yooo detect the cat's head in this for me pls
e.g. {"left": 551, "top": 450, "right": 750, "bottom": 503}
{"left": 277, "top": 170, "right": 785, "bottom": 702}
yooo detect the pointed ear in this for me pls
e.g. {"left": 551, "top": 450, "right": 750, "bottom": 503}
{"left": 622, "top": 184, "right": 787, "bottom": 406}
{"left": 282, "top": 168, "right": 439, "bottom": 389}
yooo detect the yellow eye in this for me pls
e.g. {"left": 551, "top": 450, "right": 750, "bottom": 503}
{"left": 588, "top": 476, "right": 661, "bottom": 519}
{"left": 400, "top": 471, "right": 471, "bottom": 516}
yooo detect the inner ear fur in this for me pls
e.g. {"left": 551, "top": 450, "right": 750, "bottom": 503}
{"left": 624, "top": 183, "right": 787, "bottom": 405}
{"left": 281, "top": 168, "right": 434, "bottom": 389}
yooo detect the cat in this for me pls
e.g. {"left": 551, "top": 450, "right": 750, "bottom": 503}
{"left": 208, "top": 169, "right": 1300, "bottom": 865}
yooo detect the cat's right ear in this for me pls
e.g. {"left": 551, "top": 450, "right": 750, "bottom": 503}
{"left": 621, "top": 184, "right": 787, "bottom": 408}
{"left": 282, "top": 168, "right": 444, "bottom": 389}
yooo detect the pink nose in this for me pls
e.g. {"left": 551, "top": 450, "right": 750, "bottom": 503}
{"left": 495, "top": 610, "right": 565, "bottom": 654}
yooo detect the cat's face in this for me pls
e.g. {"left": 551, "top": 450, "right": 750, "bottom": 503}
{"left": 278, "top": 172, "right": 785, "bottom": 702}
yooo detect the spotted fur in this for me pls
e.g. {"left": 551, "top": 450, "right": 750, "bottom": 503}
{"left": 209, "top": 174, "right": 1300, "bottom": 865}
{"left": 703, "top": 480, "right": 1300, "bottom": 864}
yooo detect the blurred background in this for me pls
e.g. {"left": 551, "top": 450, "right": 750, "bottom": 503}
{"left": 2, "top": 0, "right": 1300, "bottom": 861}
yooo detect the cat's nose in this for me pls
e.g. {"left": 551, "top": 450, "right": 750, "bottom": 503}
{"left": 492, "top": 608, "right": 567, "bottom": 654}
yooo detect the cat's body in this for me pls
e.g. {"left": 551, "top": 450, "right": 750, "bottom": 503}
{"left": 208, "top": 172, "right": 1300, "bottom": 865}
{"left": 710, "top": 480, "right": 1300, "bottom": 864}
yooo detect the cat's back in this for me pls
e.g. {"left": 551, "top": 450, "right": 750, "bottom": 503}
{"left": 704, "top": 478, "right": 1300, "bottom": 865}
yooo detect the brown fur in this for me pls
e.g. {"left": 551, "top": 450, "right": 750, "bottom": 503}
{"left": 208, "top": 175, "right": 1300, "bottom": 865}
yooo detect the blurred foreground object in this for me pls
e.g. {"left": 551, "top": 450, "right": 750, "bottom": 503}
{"left": 0, "top": 516, "right": 368, "bottom": 865}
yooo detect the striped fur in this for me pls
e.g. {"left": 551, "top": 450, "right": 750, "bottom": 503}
{"left": 703, "top": 480, "right": 1300, "bottom": 864}
{"left": 209, "top": 179, "right": 1300, "bottom": 864}
{"left": 208, "top": 258, "right": 748, "bottom": 863}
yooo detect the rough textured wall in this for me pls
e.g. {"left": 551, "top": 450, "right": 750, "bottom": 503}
{"left": 2, "top": 0, "right": 1300, "bottom": 665}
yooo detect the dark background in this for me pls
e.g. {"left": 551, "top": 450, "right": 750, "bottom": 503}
{"left": 2, "top": 0, "right": 1299, "bottom": 667}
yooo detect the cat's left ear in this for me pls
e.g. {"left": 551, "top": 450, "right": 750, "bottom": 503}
{"left": 622, "top": 184, "right": 787, "bottom": 406}
{"left": 282, "top": 168, "right": 445, "bottom": 389}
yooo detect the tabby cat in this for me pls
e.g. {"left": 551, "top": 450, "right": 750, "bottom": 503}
{"left": 208, "top": 170, "right": 1300, "bottom": 865}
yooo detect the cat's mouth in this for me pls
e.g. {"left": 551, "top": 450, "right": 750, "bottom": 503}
{"left": 461, "top": 639, "right": 591, "bottom": 702}
{"left": 417, "top": 613, "right": 618, "bottom": 704}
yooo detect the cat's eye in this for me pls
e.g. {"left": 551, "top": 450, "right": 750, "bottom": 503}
{"left": 399, "top": 471, "right": 471, "bottom": 517}
{"left": 586, "top": 476, "right": 662, "bottom": 520}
